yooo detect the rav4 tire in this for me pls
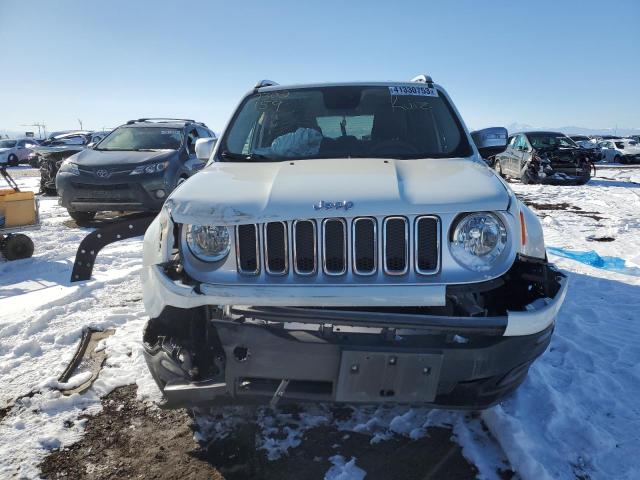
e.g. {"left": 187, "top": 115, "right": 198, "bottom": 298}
{"left": 2, "top": 234, "right": 34, "bottom": 260}
{"left": 615, "top": 155, "right": 626, "bottom": 164}
{"left": 494, "top": 161, "right": 505, "bottom": 179}
{"left": 8, "top": 154, "right": 19, "bottom": 167}
{"left": 68, "top": 210, "right": 96, "bottom": 224}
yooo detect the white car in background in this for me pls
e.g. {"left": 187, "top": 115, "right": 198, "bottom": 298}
{"left": 130, "top": 76, "right": 568, "bottom": 410}
{"left": 0, "top": 138, "right": 41, "bottom": 166}
{"left": 597, "top": 138, "right": 640, "bottom": 164}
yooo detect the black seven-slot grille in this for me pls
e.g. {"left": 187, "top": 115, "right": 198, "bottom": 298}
{"left": 235, "top": 216, "right": 440, "bottom": 276}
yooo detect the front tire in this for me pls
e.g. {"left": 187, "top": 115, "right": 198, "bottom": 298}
{"left": 615, "top": 155, "right": 626, "bottom": 164}
{"left": 495, "top": 161, "right": 506, "bottom": 179}
{"left": 68, "top": 210, "right": 96, "bottom": 224}
{"left": 8, "top": 154, "right": 19, "bottom": 167}
{"left": 2, "top": 234, "right": 34, "bottom": 260}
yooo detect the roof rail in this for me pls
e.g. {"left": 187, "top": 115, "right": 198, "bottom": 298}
{"left": 126, "top": 118, "right": 196, "bottom": 125}
{"left": 254, "top": 79, "right": 279, "bottom": 90}
{"left": 410, "top": 74, "right": 434, "bottom": 84}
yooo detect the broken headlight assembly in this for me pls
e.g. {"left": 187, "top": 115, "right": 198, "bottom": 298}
{"left": 184, "top": 224, "right": 231, "bottom": 262}
{"left": 450, "top": 212, "right": 507, "bottom": 271}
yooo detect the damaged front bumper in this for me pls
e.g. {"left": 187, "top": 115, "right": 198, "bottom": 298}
{"left": 142, "top": 257, "right": 568, "bottom": 409}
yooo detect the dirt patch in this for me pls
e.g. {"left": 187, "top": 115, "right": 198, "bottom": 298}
{"left": 587, "top": 236, "right": 616, "bottom": 242}
{"left": 0, "top": 405, "right": 10, "bottom": 423}
{"left": 518, "top": 197, "right": 606, "bottom": 221}
{"left": 40, "top": 385, "right": 223, "bottom": 480}
{"left": 39, "top": 385, "right": 494, "bottom": 480}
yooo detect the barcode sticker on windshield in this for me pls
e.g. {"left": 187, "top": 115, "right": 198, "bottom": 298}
{"left": 388, "top": 85, "right": 438, "bottom": 97}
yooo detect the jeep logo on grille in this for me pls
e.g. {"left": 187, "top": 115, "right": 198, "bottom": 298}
{"left": 95, "top": 169, "right": 110, "bottom": 178}
{"left": 313, "top": 200, "right": 354, "bottom": 211}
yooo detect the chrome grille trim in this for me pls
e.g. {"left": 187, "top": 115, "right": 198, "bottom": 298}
{"left": 322, "top": 218, "right": 347, "bottom": 276}
{"left": 293, "top": 219, "right": 317, "bottom": 275}
{"left": 234, "top": 215, "right": 440, "bottom": 278}
{"left": 382, "top": 216, "right": 409, "bottom": 276}
{"left": 235, "top": 224, "right": 260, "bottom": 275}
{"left": 351, "top": 217, "right": 377, "bottom": 275}
{"left": 263, "top": 221, "right": 288, "bottom": 275}
{"left": 414, "top": 216, "right": 440, "bottom": 275}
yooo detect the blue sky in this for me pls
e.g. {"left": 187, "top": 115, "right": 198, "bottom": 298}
{"left": 1, "top": 0, "right": 638, "bottom": 134}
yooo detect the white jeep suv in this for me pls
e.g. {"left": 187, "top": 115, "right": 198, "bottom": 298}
{"left": 141, "top": 76, "right": 568, "bottom": 409}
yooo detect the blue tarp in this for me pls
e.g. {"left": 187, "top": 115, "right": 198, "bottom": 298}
{"left": 547, "top": 247, "right": 640, "bottom": 277}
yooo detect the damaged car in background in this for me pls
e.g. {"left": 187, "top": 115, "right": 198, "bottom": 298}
{"left": 493, "top": 131, "right": 594, "bottom": 185}
{"left": 30, "top": 130, "right": 109, "bottom": 195}
{"left": 56, "top": 119, "right": 215, "bottom": 223}
{"left": 123, "top": 76, "right": 569, "bottom": 410}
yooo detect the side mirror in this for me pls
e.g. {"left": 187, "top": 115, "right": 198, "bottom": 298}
{"left": 470, "top": 127, "right": 508, "bottom": 159}
{"left": 195, "top": 137, "right": 217, "bottom": 161}
{"left": 87, "top": 142, "right": 96, "bottom": 149}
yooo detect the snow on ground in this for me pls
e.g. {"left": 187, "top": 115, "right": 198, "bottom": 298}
{"left": 0, "top": 167, "right": 639, "bottom": 479}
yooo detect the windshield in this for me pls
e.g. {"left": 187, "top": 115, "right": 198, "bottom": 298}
{"left": 96, "top": 126, "right": 183, "bottom": 151}
{"left": 0, "top": 140, "right": 17, "bottom": 148}
{"left": 527, "top": 133, "right": 578, "bottom": 149}
{"left": 219, "top": 85, "right": 471, "bottom": 161}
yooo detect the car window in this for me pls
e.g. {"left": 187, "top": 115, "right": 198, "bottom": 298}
{"left": 220, "top": 85, "right": 472, "bottom": 161}
{"left": 96, "top": 127, "right": 183, "bottom": 151}
{"left": 507, "top": 136, "right": 516, "bottom": 147}
{"left": 186, "top": 128, "right": 199, "bottom": 154}
{"left": 615, "top": 142, "right": 624, "bottom": 149}
{"left": 196, "top": 126, "right": 212, "bottom": 139}
{"left": 527, "top": 133, "right": 576, "bottom": 149}
{"left": 514, "top": 135, "right": 526, "bottom": 149}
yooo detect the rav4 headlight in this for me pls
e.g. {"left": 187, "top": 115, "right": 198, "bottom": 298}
{"left": 185, "top": 224, "right": 230, "bottom": 262}
{"left": 59, "top": 159, "right": 80, "bottom": 175}
{"left": 130, "top": 161, "right": 169, "bottom": 175}
{"left": 450, "top": 212, "right": 507, "bottom": 271}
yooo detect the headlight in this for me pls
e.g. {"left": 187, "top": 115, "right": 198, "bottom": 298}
{"left": 59, "top": 160, "right": 79, "bottom": 175}
{"left": 185, "top": 224, "right": 230, "bottom": 262}
{"left": 130, "top": 161, "right": 169, "bottom": 175}
{"left": 450, "top": 212, "right": 507, "bottom": 271}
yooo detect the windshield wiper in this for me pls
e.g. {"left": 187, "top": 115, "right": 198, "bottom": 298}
{"left": 220, "top": 150, "right": 273, "bottom": 161}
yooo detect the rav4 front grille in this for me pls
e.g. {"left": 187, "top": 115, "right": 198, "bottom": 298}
{"left": 235, "top": 216, "right": 440, "bottom": 277}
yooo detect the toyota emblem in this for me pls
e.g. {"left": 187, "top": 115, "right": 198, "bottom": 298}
{"left": 95, "top": 169, "right": 109, "bottom": 178}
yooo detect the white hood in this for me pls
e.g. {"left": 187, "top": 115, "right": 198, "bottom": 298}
{"left": 167, "top": 157, "right": 511, "bottom": 225}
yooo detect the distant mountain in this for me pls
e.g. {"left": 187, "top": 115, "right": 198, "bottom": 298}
{"left": 0, "top": 130, "right": 28, "bottom": 139}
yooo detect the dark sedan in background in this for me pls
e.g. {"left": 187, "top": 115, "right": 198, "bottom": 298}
{"left": 493, "top": 131, "right": 593, "bottom": 185}
{"left": 55, "top": 118, "right": 215, "bottom": 222}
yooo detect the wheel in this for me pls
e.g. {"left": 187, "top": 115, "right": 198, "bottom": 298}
{"left": 8, "top": 154, "right": 19, "bottom": 167}
{"left": 2, "top": 234, "right": 34, "bottom": 260}
{"left": 68, "top": 210, "right": 96, "bottom": 224}
{"left": 615, "top": 155, "right": 626, "bottom": 164}
{"left": 494, "top": 161, "right": 505, "bottom": 179}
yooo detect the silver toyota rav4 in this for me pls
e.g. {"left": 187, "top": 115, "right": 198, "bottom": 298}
{"left": 140, "top": 75, "right": 568, "bottom": 409}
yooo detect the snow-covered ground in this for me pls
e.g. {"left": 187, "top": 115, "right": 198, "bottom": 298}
{"left": 0, "top": 168, "right": 639, "bottom": 479}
